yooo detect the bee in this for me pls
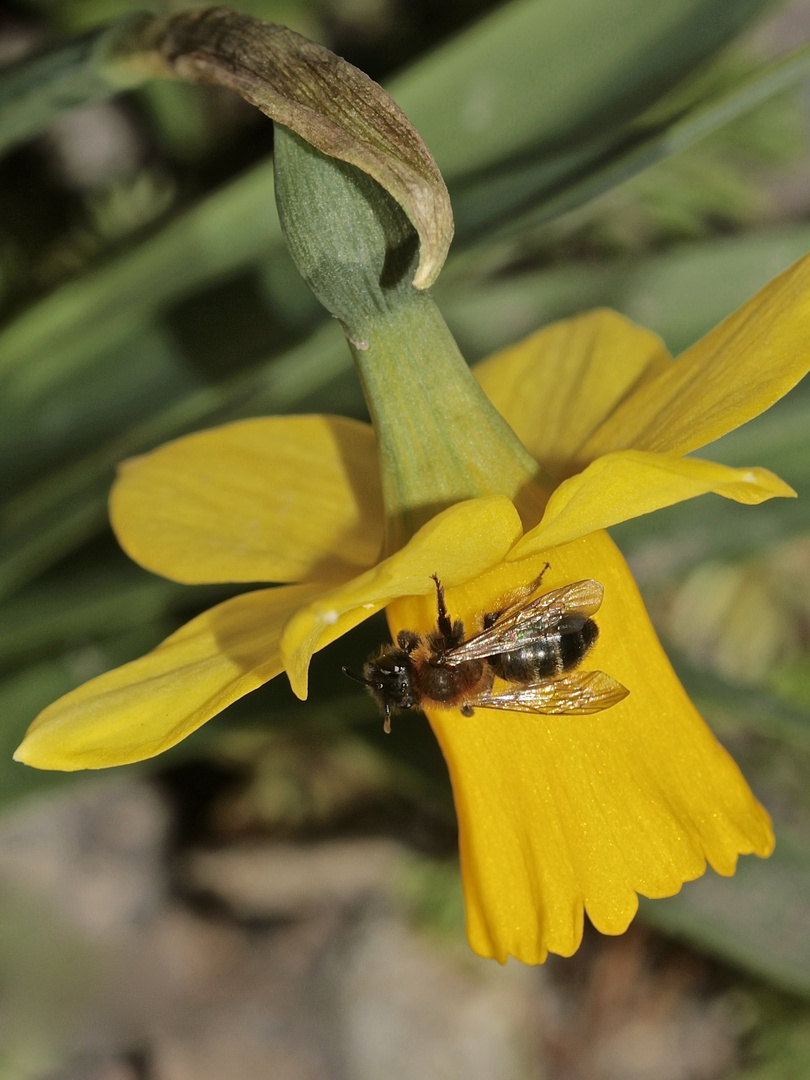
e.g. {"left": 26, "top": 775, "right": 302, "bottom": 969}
{"left": 343, "top": 567, "right": 629, "bottom": 732}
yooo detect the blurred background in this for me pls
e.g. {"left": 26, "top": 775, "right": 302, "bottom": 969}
{"left": 2, "top": 0, "right": 810, "bottom": 1076}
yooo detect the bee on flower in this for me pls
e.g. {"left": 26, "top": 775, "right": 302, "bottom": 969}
{"left": 16, "top": 121, "right": 810, "bottom": 966}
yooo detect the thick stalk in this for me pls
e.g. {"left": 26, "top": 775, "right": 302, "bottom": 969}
{"left": 273, "top": 125, "right": 550, "bottom": 553}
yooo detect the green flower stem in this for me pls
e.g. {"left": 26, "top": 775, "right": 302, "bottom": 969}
{"left": 350, "top": 289, "right": 550, "bottom": 553}
{"left": 274, "top": 125, "right": 550, "bottom": 553}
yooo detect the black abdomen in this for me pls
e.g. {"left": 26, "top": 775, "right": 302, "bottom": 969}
{"left": 489, "top": 618, "right": 598, "bottom": 683}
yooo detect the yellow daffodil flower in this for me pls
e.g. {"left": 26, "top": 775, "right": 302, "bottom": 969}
{"left": 16, "top": 252, "right": 810, "bottom": 964}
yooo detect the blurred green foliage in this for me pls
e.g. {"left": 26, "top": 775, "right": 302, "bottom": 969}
{"left": 2, "top": 0, "right": 810, "bottom": 1055}
{"left": 733, "top": 994, "right": 810, "bottom": 1079}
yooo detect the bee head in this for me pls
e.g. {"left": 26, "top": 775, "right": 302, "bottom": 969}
{"left": 342, "top": 646, "right": 419, "bottom": 732}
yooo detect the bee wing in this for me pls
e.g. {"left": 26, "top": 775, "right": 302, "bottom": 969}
{"left": 445, "top": 579, "right": 604, "bottom": 664}
{"left": 473, "top": 669, "right": 628, "bottom": 715}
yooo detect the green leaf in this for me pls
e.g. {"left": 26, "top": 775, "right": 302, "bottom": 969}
{"left": 0, "top": 320, "right": 350, "bottom": 599}
{"left": 7, "top": 220, "right": 810, "bottom": 595}
{"left": 769, "top": 659, "right": 810, "bottom": 716}
{"left": 439, "top": 224, "right": 810, "bottom": 361}
{"left": 679, "top": 667, "right": 810, "bottom": 754}
{"left": 0, "top": 326, "right": 201, "bottom": 496}
{"left": 390, "top": 0, "right": 779, "bottom": 180}
{"left": 2, "top": 0, "right": 805, "bottom": 601}
{"left": 0, "top": 15, "right": 146, "bottom": 155}
{"left": 450, "top": 35, "right": 810, "bottom": 241}
{"left": 641, "top": 831, "right": 810, "bottom": 997}
{"left": 0, "top": 562, "right": 199, "bottom": 670}
{"left": 0, "top": 162, "right": 281, "bottom": 389}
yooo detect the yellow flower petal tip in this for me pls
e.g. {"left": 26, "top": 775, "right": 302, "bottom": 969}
{"left": 14, "top": 585, "right": 323, "bottom": 771}
{"left": 554, "top": 254, "right": 810, "bottom": 460}
{"left": 513, "top": 452, "right": 798, "bottom": 558}
{"left": 388, "top": 534, "right": 774, "bottom": 965}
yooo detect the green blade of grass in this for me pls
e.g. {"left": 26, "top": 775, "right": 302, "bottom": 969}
{"left": 390, "top": 0, "right": 778, "bottom": 180}
{"left": 0, "top": 161, "right": 282, "bottom": 388}
{"left": 453, "top": 37, "right": 810, "bottom": 242}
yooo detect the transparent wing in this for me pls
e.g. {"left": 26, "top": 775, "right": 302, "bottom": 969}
{"left": 445, "top": 579, "right": 604, "bottom": 664}
{"left": 473, "top": 669, "right": 629, "bottom": 715}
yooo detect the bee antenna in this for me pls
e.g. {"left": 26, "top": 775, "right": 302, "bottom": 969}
{"left": 342, "top": 666, "right": 373, "bottom": 687}
{"left": 342, "top": 667, "right": 392, "bottom": 734}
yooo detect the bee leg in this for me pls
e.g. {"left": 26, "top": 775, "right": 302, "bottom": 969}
{"left": 533, "top": 560, "right": 551, "bottom": 589}
{"left": 482, "top": 561, "right": 553, "bottom": 630}
{"left": 397, "top": 630, "right": 420, "bottom": 653}
{"left": 460, "top": 704, "right": 475, "bottom": 717}
{"left": 430, "top": 572, "right": 467, "bottom": 654}
{"left": 430, "top": 573, "right": 453, "bottom": 637}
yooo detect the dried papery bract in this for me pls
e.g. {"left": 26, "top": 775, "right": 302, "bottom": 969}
{"left": 113, "top": 6, "right": 453, "bottom": 289}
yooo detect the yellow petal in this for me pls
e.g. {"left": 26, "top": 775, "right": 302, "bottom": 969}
{"left": 581, "top": 252, "right": 810, "bottom": 458}
{"left": 510, "top": 450, "right": 795, "bottom": 559}
{"left": 474, "top": 309, "right": 670, "bottom": 475}
{"left": 388, "top": 534, "right": 773, "bottom": 964}
{"left": 15, "top": 584, "right": 323, "bottom": 770}
{"left": 281, "top": 495, "right": 524, "bottom": 699}
{"left": 111, "top": 416, "right": 383, "bottom": 584}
